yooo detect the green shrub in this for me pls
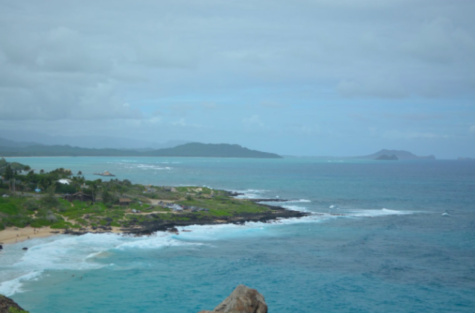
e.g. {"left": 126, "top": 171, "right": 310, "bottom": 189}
{"left": 24, "top": 199, "right": 40, "bottom": 211}
{"left": 0, "top": 203, "right": 19, "bottom": 215}
{"left": 8, "top": 306, "right": 29, "bottom": 313}
{"left": 30, "top": 219, "right": 53, "bottom": 228}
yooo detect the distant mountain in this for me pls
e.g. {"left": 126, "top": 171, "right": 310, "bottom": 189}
{"left": 144, "top": 143, "right": 282, "bottom": 158}
{"left": 360, "top": 149, "right": 435, "bottom": 160}
{"left": 0, "top": 144, "right": 141, "bottom": 157}
{"left": 457, "top": 157, "right": 474, "bottom": 161}
{"left": 0, "top": 142, "right": 281, "bottom": 158}
{"left": 0, "top": 137, "right": 40, "bottom": 148}
{"left": 0, "top": 135, "right": 188, "bottom": 150}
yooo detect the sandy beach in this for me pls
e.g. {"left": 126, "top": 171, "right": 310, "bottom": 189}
{"left": 0, "top": 226, "right": 125, "bottom": 245}
{"left": 0, "top": 227, "right": 57, "bottom": 245}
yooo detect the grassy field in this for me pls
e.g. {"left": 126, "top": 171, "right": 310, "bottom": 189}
{"left": 0, "top": 185, "right": 269, "bottom": 231}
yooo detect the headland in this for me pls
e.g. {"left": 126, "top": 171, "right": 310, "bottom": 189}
{"left": 0, "top": 159, "right": 307, "bottom": 246}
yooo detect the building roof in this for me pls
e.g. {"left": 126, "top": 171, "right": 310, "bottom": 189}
{"left": 119, "top": 198, "right": 131, "bottom": 203}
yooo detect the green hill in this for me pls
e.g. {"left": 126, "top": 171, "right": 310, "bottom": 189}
{"left": 145, "top": 143, "right": 281, "bottom": 158}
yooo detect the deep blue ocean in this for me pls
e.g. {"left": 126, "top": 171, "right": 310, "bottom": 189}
{"left": 1, "top": 157, "right": 474, "bottom": 313}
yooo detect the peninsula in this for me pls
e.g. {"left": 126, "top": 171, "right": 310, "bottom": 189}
{"left": 0, "top": 159, "right": 304, "bottom": 243}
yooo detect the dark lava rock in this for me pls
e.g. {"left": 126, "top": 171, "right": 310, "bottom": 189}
{"left": 0, "top": 294, "right": 28, "bottom": 313}
{"left": 198, "top": 285, "right": 267, "bottom": 313}
{"left": 22, "top": 247, "right": 28, "bottom": 251}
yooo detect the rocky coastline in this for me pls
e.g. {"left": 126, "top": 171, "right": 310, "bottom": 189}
{"left": 65, "top": 202, "right": 309, "bottom": 236}
{"left": 0, "top": 294, "right": 27, "bottom": 313}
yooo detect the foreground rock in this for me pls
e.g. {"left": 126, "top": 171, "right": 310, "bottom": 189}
{"left": 0, "top": 295, "right": 28, "bottom": 313}
{"left": 199, "top": 285, "right": 267, "bottom": 313}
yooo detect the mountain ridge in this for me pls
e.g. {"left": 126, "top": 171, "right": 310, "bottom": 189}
{"left": 0, "top": 140, "right": 281, "bottom": 159}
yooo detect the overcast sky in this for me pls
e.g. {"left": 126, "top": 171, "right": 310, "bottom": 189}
{"left": 1, "top": 0, "right": 474, "bottom": 158}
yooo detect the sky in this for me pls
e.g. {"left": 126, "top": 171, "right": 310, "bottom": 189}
{"left": 0, "top": 0, "right": 474, "bottom": 158}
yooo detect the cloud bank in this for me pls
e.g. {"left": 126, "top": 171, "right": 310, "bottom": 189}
{"left": 0, "top": 0, "right": 474, "bottom": 157}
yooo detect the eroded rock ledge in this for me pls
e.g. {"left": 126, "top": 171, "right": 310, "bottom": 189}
{"left": 0, "top": 295, "right": 28, "bottom": 313}
{"left": 199, "top": 285, "right": 268, "bottom": 313}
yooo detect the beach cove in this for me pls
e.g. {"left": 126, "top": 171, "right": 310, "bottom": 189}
{"left": 1, "top": 157, "right": 474, "bottom": 313}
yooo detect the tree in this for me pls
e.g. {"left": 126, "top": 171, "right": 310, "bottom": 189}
{"left": 41, "top": 184, "right": 59, "bottom": 208}
{"left": 86, "top": 179, "right": 102, "bottom": 204}
{"left": 102, "top": 187, "right": 116, "bottom": 207}
{"left": 21, "top": 180, "right": 30, "bottom": 194}
{"left": 4, "top": 165, "right": 14, "bottom": 180}
{"left": 72, "top": 176, "right": 85, "bottom": 191}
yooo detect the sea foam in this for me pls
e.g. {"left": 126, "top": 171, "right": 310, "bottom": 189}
{"left": 347, "top": 208, "right": 413, "bottom": 217}
{"left": 0, "top": 232, "right": 197, "bottom": 297}
{"left": 0, "top": 271, "right": 43, "bottom": 297}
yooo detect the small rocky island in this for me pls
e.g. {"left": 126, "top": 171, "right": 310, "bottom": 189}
{"left": 199, "top": 285, "right": 267, "bottom": 313}
{"left": 360, "top": 149, "right": 435, "bottom": 160}
{"left": 94, "top": 171, "right": 115, "bottom": 177}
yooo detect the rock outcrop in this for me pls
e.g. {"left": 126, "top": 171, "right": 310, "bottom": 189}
{"left": 199, "top": 285, "right": 267, "bottom": 313}
{"left": 0, "top": 294, "right": 28, "bottom": 313}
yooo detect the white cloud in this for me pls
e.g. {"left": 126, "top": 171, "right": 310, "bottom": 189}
{"left": 401, "top": 18, "right": 475, "bottom": 64}
{"left": 172, "top": 118, "right": 187, "bottom": 127}
{"left": 243, "top": 115, "right": 264, "bottom": 128}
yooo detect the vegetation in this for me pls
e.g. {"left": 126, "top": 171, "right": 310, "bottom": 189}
{"left": 8, "top": 306, "right": 29, "bottom": 313}
{"left": 0, "top": 160, "right": 271, "bottom": 232}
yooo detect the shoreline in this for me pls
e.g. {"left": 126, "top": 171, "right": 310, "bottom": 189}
{"left": 0, "top": 204, "right": 309, "bottom": 246}
{"left": 0, "top": 226, "right": 57, "bottom": 245}
{"left": 0, "top": 226, "right": 125, "bottom": 246}
{"left": 65, "top": 203, "right": 309, "bottom": 236}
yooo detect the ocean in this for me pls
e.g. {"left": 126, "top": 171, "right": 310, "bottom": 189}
{"left": 1, "top": 157, "right": 474, "bottom": 313}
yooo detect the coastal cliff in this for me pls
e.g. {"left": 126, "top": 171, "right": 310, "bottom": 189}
{"left": 199, "top": 285, "right": 267, "bottom": 313}
{"left": 0, "top": 295, "right": 28, "bottom": 313}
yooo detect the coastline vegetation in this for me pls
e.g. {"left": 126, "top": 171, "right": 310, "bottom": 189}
{"left": 0, "top": 158, "right": 272, "bottom": 232}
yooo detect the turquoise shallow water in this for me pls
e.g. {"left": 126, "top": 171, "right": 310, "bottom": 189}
{"left": 1, "top": 157, "right": 474, "bottom": 312}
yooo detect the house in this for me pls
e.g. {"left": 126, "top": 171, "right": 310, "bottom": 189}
{"left": 119, "top": 198, "right": 131, "bottom": 206}
{"left": 63, "top": 191, "right": 93, "bottom": 202}
{"left": 58, "top": 179, "right": 72, "bottom": 185}
{"left": 171, "top": 204, "right": 183, "bottom": 212}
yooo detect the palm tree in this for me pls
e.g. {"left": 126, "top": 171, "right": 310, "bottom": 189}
{"left": 21, "top": 179, "right": 30, "bottom": 195}
{"left": 72, "top": 176, "right": 85, "bottom": 192}
{"left": 86, "top": 179, "right": 101, "bottom": 204}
